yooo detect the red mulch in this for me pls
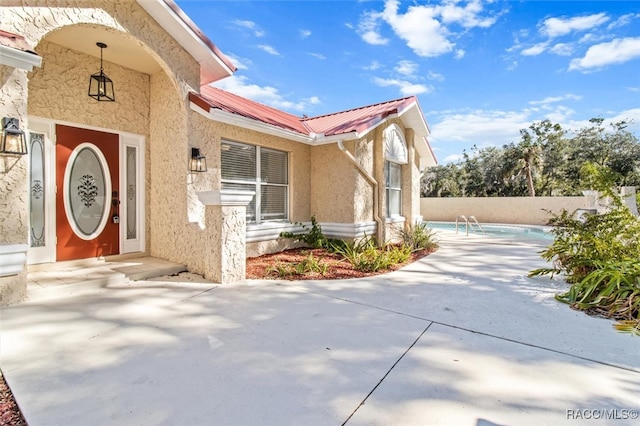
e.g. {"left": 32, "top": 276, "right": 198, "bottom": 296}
{"left": 0, "top": 371, "right": 27, "bottom": 426}
{"left": 246, "top": 246, "right": 436, "bottom": 280}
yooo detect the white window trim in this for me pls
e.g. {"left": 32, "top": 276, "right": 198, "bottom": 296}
{"left": 385, "top": 160, "right": 403, "bottom": 219}
{"left": 221, "top": 140, "right": 289, "bottom": 224}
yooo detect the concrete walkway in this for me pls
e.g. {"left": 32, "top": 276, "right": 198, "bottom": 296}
{"left": 1, "top": 232, "right": 639, "bottom": 425}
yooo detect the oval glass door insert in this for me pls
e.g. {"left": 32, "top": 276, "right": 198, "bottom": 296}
{"left": 64, "top": 143, "right": 112, "bottom": 240}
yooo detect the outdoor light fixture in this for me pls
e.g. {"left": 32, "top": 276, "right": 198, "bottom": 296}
{"left": 88, "top": 42, "right": 115, "bottom": 102}
{"left": 1, "top": 117, "right": 28, "bottom": 155}
{"left": 190, "top": 148, "right": 207, "bottom": 172}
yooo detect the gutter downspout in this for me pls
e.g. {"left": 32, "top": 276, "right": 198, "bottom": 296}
{"left": 337, "top": 140, "right": 384, "bottom": 245}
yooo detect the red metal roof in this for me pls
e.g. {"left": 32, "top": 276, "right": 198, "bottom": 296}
{"left": 302, "top": 97, "right": 417, "bottom": 136}
{"left": 196, "top": 86, "right": 420, "bottom": 138}
{"left": 198, "top": 86, "right": 311, "bottom": 135}
{"left": 0, "top": 29, "right": 36, "bottom": 53}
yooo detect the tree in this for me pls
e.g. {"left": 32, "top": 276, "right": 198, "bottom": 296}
{"left": 420, "top": 118, "right": 639, "bottom": 198}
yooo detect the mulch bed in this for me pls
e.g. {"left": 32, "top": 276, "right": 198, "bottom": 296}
{"left": 246, "top": 246, "right": 436, "bottom": 280}
{"left": 0, "top": 371, "right": 27, "bottom": 426}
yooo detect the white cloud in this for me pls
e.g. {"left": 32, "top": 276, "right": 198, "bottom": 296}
{"left": 357, "top": 0, "right": 500, "bottom": 58}
{"left": 394, "top": 60, "right": 418, "bottom": 77}
{"left": 363, "top": 61, "right": 382, "bottom": 71}
{"left": 521, "top": 42, "right": 549, "bottom": 56}
{"left": 569, "top": 37, "right": 640, "bottom": 71}
{"left": 372, "top": 77, "right": 432, "bottom": 96}
{"left": 529, "top": 94, "right": 582, "bottom": 106}
{"left": 550, "top": 43, "right": 573, "bottom": 56}
{"left": 224, "top": 53, "right": 250, "bottom": 70}
{"left": 257, "top": 44, "right": 280, "bottom": 56}
{"left": 607, "top": 13, "right": 640, "bottom": 30}
{"left": 308, "top": 52, "right": 326, "bottom": 60}
{"left": 443, "top": 153, "right": 464, "bottom": 163}
{"left": 233, "top": 19, "right": 265, "bottom": 37}
{"left": 213, "top": 75, "right": 320, "bottom": 113}
{"left": 300, "top": 29, "right": 312, "bottom": 38}
{"left": 381, "top": 0, "right": 453, "bottom": 57}
{"left": 429, "top": 110, "right": 531, "bottom": 147}
{"left": 427, "top": 71, "right": 444, "bottom": 82}
{"left": 540, "top": 13, "right": 609, "bottom": 38}
{"left": 605, "top": 108, "right": 640, "bottom": 133}
{"left": 435, "top": 0, "right": 499, "bottom": 28}
{"left": 357, "top": 10, "right": 389, "bottom": 45}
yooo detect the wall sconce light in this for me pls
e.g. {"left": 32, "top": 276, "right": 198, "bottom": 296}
{"left": 88, "top": 42, "right": 115, "bottom": 102}
{"left": 190, "top": 148, "right": 207, "bottom": 172}
{"left": 1, "top": 117, "right": 28, "bottom": 155}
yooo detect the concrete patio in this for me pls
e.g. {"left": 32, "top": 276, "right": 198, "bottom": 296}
{"left": 1, "top": 231, "right": 639, "bottom": 425}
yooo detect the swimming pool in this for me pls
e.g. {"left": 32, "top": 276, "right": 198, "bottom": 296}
{"left": 425, "top": 221, "right": 554, "bottom": 242}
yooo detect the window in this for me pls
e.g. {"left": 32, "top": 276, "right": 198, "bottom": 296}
{"left": 221, "top": 140, "right": 288, "bottom": 223}
{"left": 385, "top": 161, "right": 402, "bottom": 218}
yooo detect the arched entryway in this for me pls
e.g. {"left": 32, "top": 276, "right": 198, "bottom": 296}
{"left": 25, "top": 23, "right": 184, "bottom": 264}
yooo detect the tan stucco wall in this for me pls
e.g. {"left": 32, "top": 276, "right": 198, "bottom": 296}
{"left": 403, "top": 128, "right": 421, "bottom": 224}
{"left": 310, "top": 142, "right": 357, "bottom": 223}
{"left": 0, "top": 63, "right": 30, "bottom": 302}
{"left": 309, "top": 119, "right": 424, "bottom": 242}
{"left": 148, "top": 71, "right": 198, "bottom": 265}
{"left": 420, "top": 196, "right": 587, "bottom": 225}
{"left": 353, "top": 136, "right": 375, "bottom": 223}
{"left": 0, "top": 65, "right": 29, "bottom": 246}
{"left": 28, "top": 41, "right": 150, "bottom": 135}
{"left": 2, "top": 0, "right": 200, "bottom": 89}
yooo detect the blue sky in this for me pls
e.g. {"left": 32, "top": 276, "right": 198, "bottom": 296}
{"left": 175, "top": 0, "right": 640, "bottom": 164}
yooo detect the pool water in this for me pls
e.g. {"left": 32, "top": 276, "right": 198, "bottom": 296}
{"left": 426, "top": 221, "right": 554, "bottom": 241}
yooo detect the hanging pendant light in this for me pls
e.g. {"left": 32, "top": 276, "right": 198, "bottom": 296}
{"left": 88, "top": 42, "right": 115, "bottom": 102}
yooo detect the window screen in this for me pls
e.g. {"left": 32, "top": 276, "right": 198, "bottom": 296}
{"left": 221, "top": 141, "right": 288, "bottom": 222}
{"left": 385, "top": 161, "right": 402, "bottom": 218}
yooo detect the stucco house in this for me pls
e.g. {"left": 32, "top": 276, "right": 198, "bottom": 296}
{"left": 0, "top": 0, "right": 436, "bottom": 305}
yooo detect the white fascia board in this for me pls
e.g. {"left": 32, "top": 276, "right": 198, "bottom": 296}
{"left": 190, "top": 102, "right": 314, "bottom": 144}
{"left": 136, "top": 0, "right": 234, "bottom": 83}
{"left": 396, "top": 102, "right": 434, "bottom": 166}
{"left": 0, "top": 46, "right": 42, "bottom": 71}
{"left": 313, "top": 132, "right": 359, "bottom": 144}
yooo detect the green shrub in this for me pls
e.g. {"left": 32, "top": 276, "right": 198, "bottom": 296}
{"left": 266, "top": 252, "right": 329, "bottom": 277}
{"left": 555, "top": 260, "right": 640, "bottom": 329}
{"left": 530, "top": 182, "right": 640, "bottom": 334}
{"left": 266, "top": 261, "right": 294, "bottom": 278}
{"left": 530, "top": 206, "right": 640, "bottom": 283}
{"left": 280, "top": 216, "right": 328, "bottom": 248}
{"left": 294, "top": 253, "right": 329, "bottom": 276}
{"left": 330, "top": 235, "right": 412, "bottom": 273}
{"left": 396, "top": 222, "right": 439, "bottom": 252}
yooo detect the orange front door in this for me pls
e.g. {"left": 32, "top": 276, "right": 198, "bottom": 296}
{"left": 56, "top": 125, "right": 120, "bottom": 261}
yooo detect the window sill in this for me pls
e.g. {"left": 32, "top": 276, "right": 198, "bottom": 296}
{"left": 385, "top": 216, "right": 406, "bottom": 224}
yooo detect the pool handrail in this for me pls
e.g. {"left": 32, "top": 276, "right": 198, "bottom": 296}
{"left": 468, "top": 215, "right": 486, "bottom": 235}
{"left": 455, "top": 215, "right": 467, "bottom": 235}
{"left": 455, "top": 214, "right": 485, "bottom": 236}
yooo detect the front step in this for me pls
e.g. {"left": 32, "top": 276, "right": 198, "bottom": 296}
{"left": 109, "top": 256, "right": 187, "bottom": 281}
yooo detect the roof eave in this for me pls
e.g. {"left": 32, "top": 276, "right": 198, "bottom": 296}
{"left": 397, "top": 101, "right": 437, "bottom": 168}
{"left": 190, "top": 100, "right": 315, "bottom": 144}
{"left": 0, "top": 45, "right": 42, "bottom": 71}
{"left": 136, "top": 0, "right": 236, "bottom": 85}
